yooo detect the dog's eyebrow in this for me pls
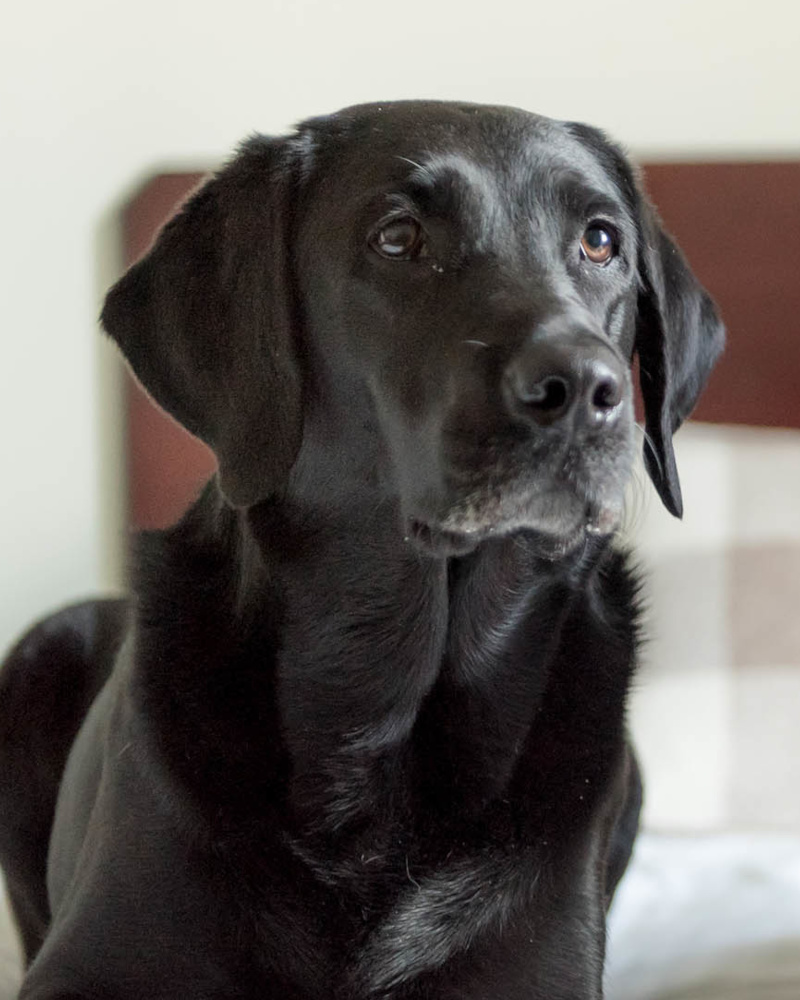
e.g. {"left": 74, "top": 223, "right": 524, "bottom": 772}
{"left": 554, "top": 171, "right": 626, "bottom": 219}
{"left": 395, "top": 154, "right": 501, "bottom": 220}
{"left": 395, "top": 157, "right": 626, "bottom": 230}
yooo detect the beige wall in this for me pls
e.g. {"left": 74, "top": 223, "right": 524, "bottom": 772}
{"left": 1, "top": 0, "right": 799, "bottom": 654}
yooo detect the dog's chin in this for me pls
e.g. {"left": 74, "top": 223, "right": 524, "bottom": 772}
{"left": 405, "top": 499, "right": 622, "bottom": 561}
{"left": 406, "top": 520, "right": 487, "bottom": 558}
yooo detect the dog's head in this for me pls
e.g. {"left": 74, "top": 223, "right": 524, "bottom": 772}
{"left": 102, "top": 102, "right": 723, "bottom": 558}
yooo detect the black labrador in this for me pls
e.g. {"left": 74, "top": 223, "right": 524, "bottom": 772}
{"left": 0, "top": 101, "right": 723, "bottom": 999}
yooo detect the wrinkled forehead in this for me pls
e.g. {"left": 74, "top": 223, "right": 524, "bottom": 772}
{"left": 297, "top": 103, "right": 630, "bottom": 231}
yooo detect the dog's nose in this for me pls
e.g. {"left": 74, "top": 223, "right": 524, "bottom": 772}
{"left": 505, "top": 332, "right": 625, "bottom": 431}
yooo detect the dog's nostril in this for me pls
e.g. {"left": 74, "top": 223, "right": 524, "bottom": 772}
{"left": 592, "top": 375, "right": 622, "bottom": 412}
{"left": 526, "top": 376, "right": 570, "bottom": 413}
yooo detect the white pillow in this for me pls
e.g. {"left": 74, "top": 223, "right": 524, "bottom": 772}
{"left": 606, "top": 833, "right": 800, "bottom": 999}
{"left": 0, "top": 873, "right": 21, "bottom": 1000}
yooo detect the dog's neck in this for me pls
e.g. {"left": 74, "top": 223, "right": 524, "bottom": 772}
{"left": 243, "top": 480, "right": 606, "bottom": 841}
{"left": 133, "top": 474, "right": 632, "bottom": 894}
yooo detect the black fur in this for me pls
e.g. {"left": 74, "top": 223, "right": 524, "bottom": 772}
{"left": 0, "top": 101, "right": 723, "bottom": 999}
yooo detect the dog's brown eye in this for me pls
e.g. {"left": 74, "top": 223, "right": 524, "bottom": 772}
{"left": 370, "top": 217, "right": 425, "bottom": 260}
{"left": 580, "top": 225, "right": 616, "bottom": 265}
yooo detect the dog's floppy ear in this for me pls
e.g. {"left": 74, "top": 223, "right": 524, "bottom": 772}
{"left": 101, "top": 135, "right": 305, "bottom": 508}
{"left": 634, "top": 206, "right": 725, "bottom": 518}
{"left": 565, "top": 121, "right": 725, "bottom": 518}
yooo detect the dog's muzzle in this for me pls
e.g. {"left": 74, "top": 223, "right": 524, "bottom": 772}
{"left": 403, "top": 325, "right": 634, "bottom": 560}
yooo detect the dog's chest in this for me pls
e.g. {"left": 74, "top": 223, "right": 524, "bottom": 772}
{"left": 256, "top": 544, "right": 637, "bottom": 996}
{"left": 259, "top": 833, "right": 605, "bottom": 1000}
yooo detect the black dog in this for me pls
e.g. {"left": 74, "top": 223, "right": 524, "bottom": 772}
{"left": 0, "top": 101, "right": 723, "bottom": 999}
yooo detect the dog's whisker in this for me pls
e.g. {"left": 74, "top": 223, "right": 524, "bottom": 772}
{"left": 462, "top": 339, "right": 489, "bottom": 349}
{"left": 396, "top": 155, "right": 425, "bottom": 172}
{"left": 635, "top": 422, "right": 664, "bottom": 478}
{"left": 620, "top": 463, "right": 650, "bottom": 538}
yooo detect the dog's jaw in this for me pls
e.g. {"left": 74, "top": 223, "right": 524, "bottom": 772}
{"left": 404, "top": 492, "right": 625, "bottom": 561}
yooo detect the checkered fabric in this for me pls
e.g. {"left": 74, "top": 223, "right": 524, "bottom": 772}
{"left": 625, "top": 422, "right": 800, "bottom": 832}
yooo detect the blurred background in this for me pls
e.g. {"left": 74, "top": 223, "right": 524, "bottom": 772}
{"left": 2, "top": 1, "right": 800, "bottom": 996}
